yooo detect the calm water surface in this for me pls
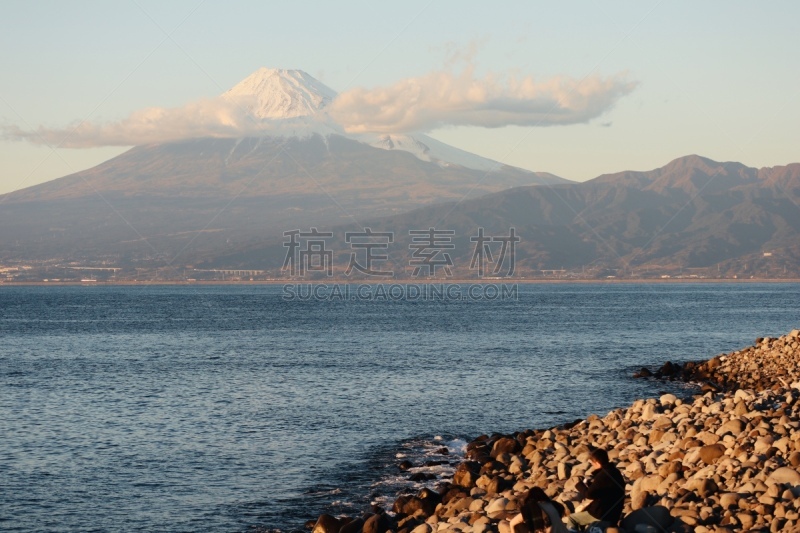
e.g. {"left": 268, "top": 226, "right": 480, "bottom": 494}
{"left": 1, "top": 283, "right": 798, "bottom": 532}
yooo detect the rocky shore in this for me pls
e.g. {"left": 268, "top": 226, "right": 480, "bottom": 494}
{"left": 308, "top": 328, "right": 800, "bottom": 533}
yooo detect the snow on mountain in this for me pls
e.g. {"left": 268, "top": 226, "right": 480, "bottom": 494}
{"left": 219, "top": 68, "right": 557, "bottom": 178}
{"left": 359, "top": 133, "right": 501, "bottom": 173}
{"left": 222, "top": 68, "right": 337, "bottom": 119}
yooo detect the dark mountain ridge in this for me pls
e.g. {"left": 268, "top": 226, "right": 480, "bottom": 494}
{"left": 205, "top": 155, "right": 800, "bottom": 278}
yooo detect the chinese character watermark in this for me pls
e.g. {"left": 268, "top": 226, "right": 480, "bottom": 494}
{"left": 282, "top": 226, "right": 521, "bottom": 280}
{"left": 470, "top": 227, "right": 520, "bottom": 277}
{"left": 408, "top": 228, "right": 455, "bottom": 277}
{"left": 345, "top": 228, "right": 394, "bottom": 277}
{"left": 282, "top": 228, "right": 334, "bottom": 276}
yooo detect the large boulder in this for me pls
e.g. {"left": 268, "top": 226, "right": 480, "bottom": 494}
{"left": 312, "top": 514, "right": 341, "bottom": 533}
{"left": 485, "top": 497, "right": 511, "bottom": 520}
{"left": 362, "top": 514, "right": 391, "bottom": 533}
{"left": 339, "top": 518, "right": 364, "bottom": 533}
{"left": 453, "top": 462, "right": 481, "bottom": 488}
{"left": 417, "top": 488, "right": 441, "bottom": 513}
{"left": 391, "top": 487, "right": 441, "bottom": 518}
{"left": 491, "top": 437, "right": 520, "bottom": 458}
{"left": 392, "top": 495, "right": 432, "bottom": 517}
{"left": 717, "top": 418, "right": 745, "bottom": 437}
{"left": 766, "top": 467, "right": 800, "bottom": 487}
{"left": 441, "top": 486, "right": 470, "bottom": 504}
{"left": 466, "top": 438, "right": 491, "bottom": 462}
{"left": 698, "top": 443, "right": 726, "bottom": 465}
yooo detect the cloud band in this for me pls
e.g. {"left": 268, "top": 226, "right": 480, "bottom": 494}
{"left": 3, "top": 68, "right": 637, "bottom": 147}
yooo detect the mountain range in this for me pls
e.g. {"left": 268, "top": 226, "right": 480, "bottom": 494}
{"left": 0, "top": 68, "right": 563, "bottom": 266}
{"left": 1, "top": 68, "right": 799, "bottom": 279}
{"left": 203, "top": 155, "right": 800, "bottom": 277}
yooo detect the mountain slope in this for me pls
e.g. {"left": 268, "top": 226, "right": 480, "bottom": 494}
{"left": 205, "top": 156, "right": 800, "bottom": 277}
{"left": 0, "top": 135, "right": 565, "bottom": 263}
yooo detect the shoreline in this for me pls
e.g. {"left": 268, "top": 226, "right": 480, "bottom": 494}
{"left": 2, "top": 278, "right": 800, "bottom": 287}
{"left": 306, "top": 328, "right": 800, "bottom": 533}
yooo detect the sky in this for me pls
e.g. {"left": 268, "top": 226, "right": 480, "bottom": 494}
{"left": 1, "top": 1, "right": 798, "bottom": 195}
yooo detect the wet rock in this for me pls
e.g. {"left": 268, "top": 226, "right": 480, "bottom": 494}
{"left": 393, "top": 495, "right": 437, "bottom": 517}
{"left": 363, "top": 513, "right": 391, "bottom": 533}
{"left": 340, "top": 518, "right": 364, "bottom": 533}
{"left": 659, "top": 362, "right": 680, "bottom": 378}
{"left": 490, "top": 438, "right": 520, "bottom": 458}
{"left": 313, "top": 514, "right": 341, "bottom": 533}
{"left": 453, "top": 462, "right": 481, "bottom": 488}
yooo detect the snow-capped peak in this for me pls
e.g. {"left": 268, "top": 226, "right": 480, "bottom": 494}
{"left": 222, "top": 68, "right": 337, "bottom": 119}
{"left": 218, "top": 68, "right": 559, "bottom": 179}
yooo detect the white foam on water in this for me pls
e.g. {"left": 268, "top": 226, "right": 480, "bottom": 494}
{"left": 364, "top": 435, "right": 467, "bottom": 518}
{"left": 445, "top": 438, "right": 468, "bottom": 455}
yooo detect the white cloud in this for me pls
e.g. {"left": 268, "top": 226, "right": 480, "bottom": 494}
{"left": 3, "top": 67, "right": 637, "bottom": 147}
{"left": 2, "top": 96, "right": 288, "bottom": 148}
{"left": 328, "top": 67, "right": 637, "bottom": 133}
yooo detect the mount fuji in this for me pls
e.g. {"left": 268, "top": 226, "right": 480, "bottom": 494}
{"left": 220, "top": 67, "right": 558, "bottom": 173}
{"left": 0, "top": 68, "right": 566, "bottom": 264}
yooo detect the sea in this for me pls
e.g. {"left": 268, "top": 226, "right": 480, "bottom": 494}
{"left": 1, "top": 282, "right": 798, "bottom": 532}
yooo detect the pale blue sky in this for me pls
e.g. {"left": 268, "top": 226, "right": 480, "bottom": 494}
{"left": 1, "top": 1, "right": 798, "bottom": 194}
